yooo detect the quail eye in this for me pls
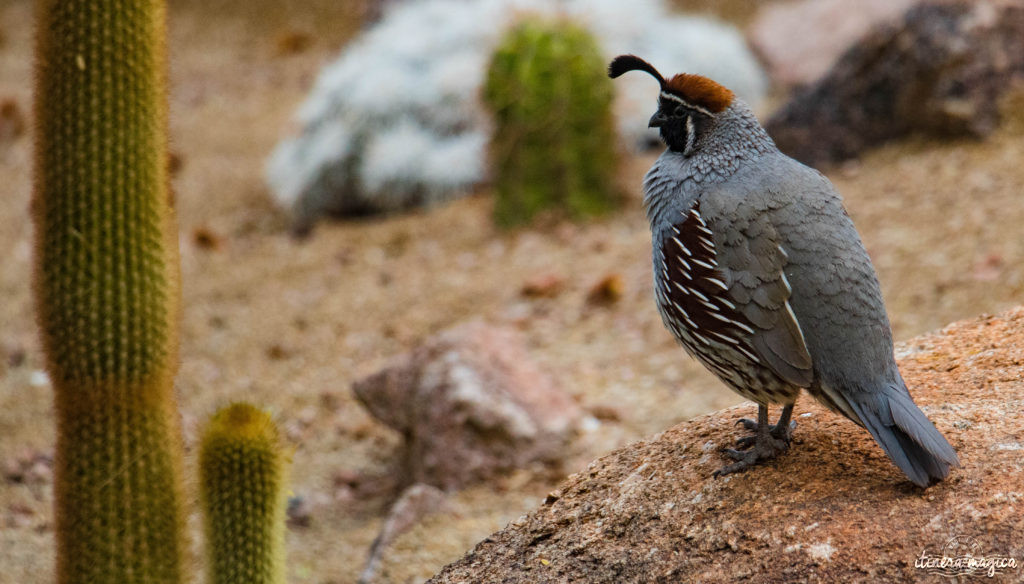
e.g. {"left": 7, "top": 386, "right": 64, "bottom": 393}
{"left": 674, "top": 105, "right": 685, "bottom": 116}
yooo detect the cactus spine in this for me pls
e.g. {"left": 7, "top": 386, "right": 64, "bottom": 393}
{"left": 484, "top": 18, "right": 622, "bottom": 227}
{"left": 33, "top": 1, "right": 186, "bottom": 582}
{"left": 200, "top": 403, "right": 289, "bottom": 584}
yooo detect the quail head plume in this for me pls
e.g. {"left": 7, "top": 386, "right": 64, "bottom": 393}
{"left": 609, "top": 54, "right": 959, "bottom": 486}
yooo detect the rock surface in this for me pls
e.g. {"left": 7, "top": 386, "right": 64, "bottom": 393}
{"left": 748, "top": 0, "right": 915, "bottom": 88}
{"left": 428, "top": 308, "right": 1024, "bottom": 583}
{"left": 766, "top": 0, "right": 1024, "bottom": 166}
{"left": 353, "top": 321, "right": 581, "bottom": 491}
{"left": 0, "top": 98, "right": 26, "bottom": 145}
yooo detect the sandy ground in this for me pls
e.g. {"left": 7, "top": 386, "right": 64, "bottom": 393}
{"left": 2, "top": 1, "right": 1023, "bottom": 582}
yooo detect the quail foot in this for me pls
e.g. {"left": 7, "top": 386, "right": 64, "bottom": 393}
{"left": 609, "top": 55, "right": 960, "bottom": 487}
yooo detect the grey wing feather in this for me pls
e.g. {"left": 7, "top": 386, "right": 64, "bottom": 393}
{"left": 697, "top": 155, "right": 959, "bottom": 486}
{"left": 702, "top": 192, "right": 813, "bottom": 387}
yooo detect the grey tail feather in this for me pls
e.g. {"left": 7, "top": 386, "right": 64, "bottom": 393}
{"left": 845, "top": 384, "right": 960, "bottom": 488}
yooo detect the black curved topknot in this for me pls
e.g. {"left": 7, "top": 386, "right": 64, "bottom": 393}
{"left": 608, "top": 54, "right": 665, "bottom": 86}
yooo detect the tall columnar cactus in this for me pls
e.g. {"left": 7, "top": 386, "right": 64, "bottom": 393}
{"left": 200, "top": 403, "right": 289, "bottom": 584}
{"left": 484, "top": 18, "right": 622, "bottom": 227}
{"left": 33, "top": 1, "right": 186, "bottom": 582}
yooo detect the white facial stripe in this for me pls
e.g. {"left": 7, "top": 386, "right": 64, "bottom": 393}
{"left": 659, "top": 91, "right": 714, "bottom": 117}
{"left": 683, "top": 116, "right": 696, "bottom": 156}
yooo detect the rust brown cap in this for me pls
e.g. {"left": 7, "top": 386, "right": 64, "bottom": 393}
{"left": 663, "top": 74, "right": 734, "bottom": 113}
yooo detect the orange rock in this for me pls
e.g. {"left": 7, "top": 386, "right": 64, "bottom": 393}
{"left": 168, "top": 150, "right": 184, "bottom": 176}
{"left": 0, "top": 98, "right": 25, "bottom": 143}
{"left": 192, "top": 226, "right": 223, "bottom": 251}
{"left": 429, "top": 308, "right": 1024, "bottom": 583}
{"left": 586, "top": 274, "right": 624, "bottom": 306}
{"left": 275, "top": 29, "right": 312, "bottom": 55}
{"left": 521, "top": 273, "right": 566, "bottom": 298}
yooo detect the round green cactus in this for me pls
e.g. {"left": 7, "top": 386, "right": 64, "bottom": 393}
{"left": 484, "top": 18, "right": 622, "bottom": 227}
{"left": 33, "top": 1, "right": 187, "bottom": 582}
{"left": 200, "top": 403, "right": 289, "bottom": 584}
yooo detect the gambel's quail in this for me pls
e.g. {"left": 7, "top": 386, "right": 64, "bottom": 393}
{"left": 609, "top": 55, "right": 959, "bottom": 487}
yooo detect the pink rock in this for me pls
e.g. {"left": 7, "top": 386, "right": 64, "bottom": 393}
{"left": 749, "top": 0, "right": 916, "bottom": 88}
{"left": 353, "top": 321, "right": 580, "bottom": 490}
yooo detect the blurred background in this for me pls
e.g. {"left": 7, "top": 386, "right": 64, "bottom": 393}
{"left": 1, "top": 0, "right": 1022, "bottom": 582}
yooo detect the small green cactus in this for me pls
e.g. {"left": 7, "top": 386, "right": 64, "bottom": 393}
{"left": 33, "top": 0, "right": 187, "bottom": 582}
{"left": 200, "top": 403, "right": 289, "bottom": 584}
{"left": 484, "top": 18, "right": 622, "bottom": 227}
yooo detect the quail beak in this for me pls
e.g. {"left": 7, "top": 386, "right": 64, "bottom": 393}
{"left": 648, "top": 111, "right": 669, "bottom": 128}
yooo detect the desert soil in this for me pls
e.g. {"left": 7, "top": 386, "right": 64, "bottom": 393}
{"left": 1, "top": 1, "right": 1022, "bottom": 583}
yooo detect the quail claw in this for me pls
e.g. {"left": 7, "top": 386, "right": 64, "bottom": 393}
{"left": 735, "top": 435, "right": 757, "bottom": 449}
{"left": 736, "top": 418, "right": 759, "bottom": 431}
{"left": 720, "top": 447, "right": 748, "bottom": 461}
{"left": 714, "top": 433, "right": 791, "bottom": 478}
